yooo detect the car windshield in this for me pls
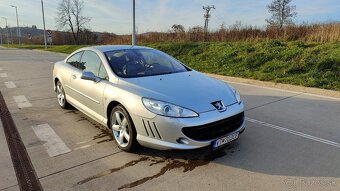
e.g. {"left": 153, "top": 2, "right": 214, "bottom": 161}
{"left": 104, "top": 49, "right": 190, "bottom": 78}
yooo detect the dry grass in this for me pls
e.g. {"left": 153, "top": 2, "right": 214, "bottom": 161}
{"left": 103, "top": 23, "right": 340, "bottom": 44}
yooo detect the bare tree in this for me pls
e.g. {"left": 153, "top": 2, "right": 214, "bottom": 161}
{"left": 169, "top": 24, "right": 185, "bottom": 33}
{"left": 266, "top": 0, "right": 297, "bottom": 28}
{"left": 56, "top": 0, "right": 90, "bottom": 44}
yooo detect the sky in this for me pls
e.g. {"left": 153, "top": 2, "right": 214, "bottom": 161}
{"left": 0, "top": 0, "right": 339, "bottom": 35}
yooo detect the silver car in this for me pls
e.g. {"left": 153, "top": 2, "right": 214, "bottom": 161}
{"left": 53, "top": 45, "right": 245, "bottom": 151}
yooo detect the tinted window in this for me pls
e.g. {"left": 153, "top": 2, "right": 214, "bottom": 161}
{"left": 105, "top": 49, "right": 189, "bottom": 78}
{"left": 66, "top": 51, "right": 84, "bottom": 69}
{"left": 80, "top": 51, "right": 102, "bottom": 75}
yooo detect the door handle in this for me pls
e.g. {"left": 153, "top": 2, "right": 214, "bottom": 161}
{"left": 72, "top": 74, "right": 77, "bottom": 79}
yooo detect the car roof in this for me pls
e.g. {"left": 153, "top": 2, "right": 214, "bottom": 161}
{"left": 88, "top": 45, "right": 153, "bottom": 53}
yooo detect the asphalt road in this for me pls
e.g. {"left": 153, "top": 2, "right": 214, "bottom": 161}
{"left": 0, "top": 47, "right": 339, "bottom": 191}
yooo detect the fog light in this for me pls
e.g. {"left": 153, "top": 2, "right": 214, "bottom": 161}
{"left": 176, "top": 137, "right": 189, "bottom": 144}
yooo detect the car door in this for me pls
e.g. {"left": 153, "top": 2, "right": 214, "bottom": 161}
{"left": 69, "top": 50, "right": 108, "bottom": 122}
{"left": 64, "top": 51, "right": 84, "bottom": 99}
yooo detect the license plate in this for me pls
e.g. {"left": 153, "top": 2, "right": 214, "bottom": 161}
{"left": 211, "top": 133, "right": 239, "bottom": 149}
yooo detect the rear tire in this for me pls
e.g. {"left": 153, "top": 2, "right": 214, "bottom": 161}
{"left": 110, "top": 104, "right": 138, "bottom": 152}
{"left": 56, "top": 81, "right": 71, "bottom": 109}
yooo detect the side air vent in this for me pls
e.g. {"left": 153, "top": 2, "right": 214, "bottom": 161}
{"left": 142, "top": 119, "right": 162, "bottom": 139}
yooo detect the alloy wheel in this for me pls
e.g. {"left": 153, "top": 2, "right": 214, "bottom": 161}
{"left": 57, "top": 82, "right": 65, "bottom": 107}
{"left": 111, "top": 111, "right": 130, "bottom": 147}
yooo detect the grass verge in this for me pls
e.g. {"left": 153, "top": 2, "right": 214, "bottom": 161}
{"left": 6, "top": 44, "right": 87, "bottom": 54}
{"left": 5, "top": 41, "right": 340, "bottom": 91}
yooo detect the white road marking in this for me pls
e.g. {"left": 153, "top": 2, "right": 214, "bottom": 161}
{"left": 73, "top": 145, "right": 91, "bottom": 151}
{"left": 246, "top": 117, "right": 340, "bottom": 148}
{"left": 13, "top": 95, "right": 32, "bottom": 108}
{"left": 32, "top": 124, "right": 71, "bottom": 157}
{"left": 224, "top": 80, "right": 340, "bottom": 101}
{"left": 76, "top": 140, "right": 92, "bottom": 145}
{"left": 0, "top": 73, "right": 8, "bottom": 78}
{"left": 4, "top": 81, "right": 16, "bottom": 89}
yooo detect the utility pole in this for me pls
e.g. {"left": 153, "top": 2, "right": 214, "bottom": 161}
{"left": 10, "top": 5, "right": 21, "bottom": 46}
{"left": 9, "top": 27, "right": 13, "bottom": 44}
{"left": 203, "top": 5, "right": 215, "bottom": 41}
{"left": 41, "top": 0, "right": 47, "bottom": 49}
{"left": 2, "top": 17, "right": 9, "bottom": 47}
{"left": 132, "top": 0, "right": 136, "bottom": 46}
{"left": 0, "top": 27, "right": 3, "bottom": 45}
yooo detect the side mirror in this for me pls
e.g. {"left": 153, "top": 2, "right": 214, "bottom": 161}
{"left": 81, "top": 71, "right": 101, "bottom": 83}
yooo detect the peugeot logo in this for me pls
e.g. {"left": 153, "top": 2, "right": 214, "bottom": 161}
{"left": 211, "top": 100, "right": 227, "bottom": 112}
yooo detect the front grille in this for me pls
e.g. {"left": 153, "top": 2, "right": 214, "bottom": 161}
{"left": 182, "top": 112, "right": 244, "bottom": 141}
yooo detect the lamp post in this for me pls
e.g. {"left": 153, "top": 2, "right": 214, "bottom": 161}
{"left": 0, "top": 27, "right": 3, "bottom": 45}
{"left": 132, "top": 0, "right": 136, "bottom": 46}
{"left": 1, "top": 17, "right": 9, "bottom": 47}
{"left": 41, "top": 0, "right": 47, "bottom": 49}
{"left": 10, "top": 5, "right": 21, "bottom": 45}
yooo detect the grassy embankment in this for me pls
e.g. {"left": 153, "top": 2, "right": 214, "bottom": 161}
{"left": 6, "top": 44, "right": 86, "bottom": 54}
{"left": 5, "top": 40, "right": 340, "bottom": 91}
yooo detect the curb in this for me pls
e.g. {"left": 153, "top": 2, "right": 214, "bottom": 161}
{"left": 32, "top": 49, "right": 68, "bottom": 57}
{"left": 206, "top": 73, "right": 340, "bottom": 99}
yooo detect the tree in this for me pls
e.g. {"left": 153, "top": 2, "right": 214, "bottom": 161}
{"left": 266, "top": 0, "right": 297, "bottom": 28}
{"left": 56, "top": 0, "right": 90, "bottom": 44}
{"left": 169, "top": 24, "right": 185, "bottom": 33}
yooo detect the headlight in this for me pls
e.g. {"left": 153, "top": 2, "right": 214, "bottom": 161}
{"left": 230, "top": 86, "right": 242, "bottom": 104}
{"left": 142, "top": 98, "right": 198, "bottom": 118}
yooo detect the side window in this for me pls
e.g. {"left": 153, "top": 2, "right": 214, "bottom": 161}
{"left": 66, "top": 51, "right": 83, "bottom": 69}
{"left": 80, "top": 51, "right": 102, "bottom": 76}
{"left": 98, "top": 64, "right": 109, "bottom": 80}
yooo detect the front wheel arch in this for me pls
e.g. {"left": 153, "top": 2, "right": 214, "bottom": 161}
{"left": 106, "top": 101, "right": 121, "bottom": 128}
{"left": 54, "top": 78, "right": 60, "bottom": 92}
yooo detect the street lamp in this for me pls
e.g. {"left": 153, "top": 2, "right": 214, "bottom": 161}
{"left": 0, "top": 24, "right": 3, "bottom": 45}
{"left": 10, "top": 5, "right": 21, "bottom": 45}
{"left": 1, "top": 17, "right": 9, "bottom": 47}
{"left": 132, "top": 0, "right": 136, "bottom": 46}
{"left": 41, "top": 0, "right": 47, "bottom": 49}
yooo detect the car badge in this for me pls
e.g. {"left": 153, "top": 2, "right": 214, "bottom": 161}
{"left": 211, "top": 100, "right": 227, "bottom": 112}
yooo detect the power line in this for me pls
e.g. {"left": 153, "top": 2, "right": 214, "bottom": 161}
{"left": 203, "top": 5, "right": 215, "bottom": 41}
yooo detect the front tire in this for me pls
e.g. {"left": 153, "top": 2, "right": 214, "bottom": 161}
{"left": 56, "top": 81, "right": 71, "bottom": 109}
{"left": 110, "top": 104, "right": 138, "bottom": 152}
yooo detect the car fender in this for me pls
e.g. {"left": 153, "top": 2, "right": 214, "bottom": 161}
{"left": 104, "top": 83, "right": 157, "bottom": 122}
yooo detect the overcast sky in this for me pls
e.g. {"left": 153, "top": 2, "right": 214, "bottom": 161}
{"left": 0, "top": 0, "right": 339, "bottom": 34}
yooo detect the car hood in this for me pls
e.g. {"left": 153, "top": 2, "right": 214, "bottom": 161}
{"left": 119, "top": 71, "right": 237, "bottom": 113}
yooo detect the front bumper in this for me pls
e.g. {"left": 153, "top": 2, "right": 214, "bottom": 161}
{"left": 132, "top": 102, "right": 245, "bottom": 150}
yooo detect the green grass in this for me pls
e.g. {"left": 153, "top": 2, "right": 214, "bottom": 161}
{"left": 6, "top": 44, "right": 87, "bottom": 54}
{"left": 147, "top": 41, "right": 340, "bottom": 91}
{"left": 6, "top": 41, "right": 340, "bottom": 90}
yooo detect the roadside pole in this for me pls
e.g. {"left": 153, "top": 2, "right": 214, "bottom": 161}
{"left": 132, "top": 0, "right": 136, "bottom": 46}
{"left": 0, "top": 27, "right": 3, "bottom": 45}
{"left": 10, "top": 5, "right": 21, "bottom": 46}
{"left": 41, "top": 0, "right": 47, "bottom": 49}
{"left": 2, "top": 17, "right": 9, "bottom": 47}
